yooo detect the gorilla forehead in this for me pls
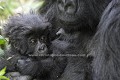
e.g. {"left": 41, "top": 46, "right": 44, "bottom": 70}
{"left": 4, "top": 13, "right": 51, "bottom": 39}
{"left": 8, "top": 14, "right": 49, "bottom": 29}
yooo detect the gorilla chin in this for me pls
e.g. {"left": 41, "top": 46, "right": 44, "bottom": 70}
{"left": 58, "top": 16, "right": 80, "bottom": 25}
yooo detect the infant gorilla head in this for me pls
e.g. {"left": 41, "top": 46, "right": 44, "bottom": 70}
{"left": 4, "top": 13, "right": 52, "bottom": 76}
{"left": 5, "top": 13, "right": 52, "bottom": 58}
{"left": 4, "top": 13, "right": 67, "bottom": 80}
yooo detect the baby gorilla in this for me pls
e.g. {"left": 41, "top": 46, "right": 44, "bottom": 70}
{"left": 3, "top": 13, "right": 67, "bottom": 80}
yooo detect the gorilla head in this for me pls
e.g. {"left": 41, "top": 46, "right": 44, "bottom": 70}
{"left": 3, "top": 13, "right": 67, "bottom": 80}
{"left": 56, "top": 0, "right": 112, "bottom": 33}
{"left": 4, "top": 13, "right": 52, "bottom": 58}
{"left": 40, "top": 0, "right": 112, "bottom": 34}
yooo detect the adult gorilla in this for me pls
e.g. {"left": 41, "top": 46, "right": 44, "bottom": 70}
{"left": 90, "top": 0, "right": 120, "bottom": 80}
{"left": 39, "top": 0, "right": 111, "bottom": 34}
{"left": 39, "top": 0, "right": 112, "bottom": 80}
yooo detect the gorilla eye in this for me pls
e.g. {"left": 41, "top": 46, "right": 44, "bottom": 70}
{"left": 57, "top": 0, "right": 61, "bottom": 4}
{"left": 29, "top": 38, "right": 36, "bottom": 44}
{"left": 40, "top": 36, "right": 46, "bottom": 42}
{"left": 57, "top": 0, "right": 63, "bottom": 5}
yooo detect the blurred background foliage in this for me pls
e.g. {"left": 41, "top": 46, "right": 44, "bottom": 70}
{"left": 0, "top": 0, "right": 44, "bottom": 22}
{"left": 0, "top": 1, "right": 44, "bottom": 79}
{"left": 0, "top": 0, "right": 44, "bottom": 56}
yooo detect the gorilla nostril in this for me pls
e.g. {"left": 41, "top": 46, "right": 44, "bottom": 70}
{"left": 41, "top": 46, "right": 44, "bottom": 50}
{"left": 39, "top": 45, "right": 45, "bottom": 51}
{"left": 65, "top": 3, "right": 73, "bottom": 9}
{"left": 64, "top": 2, "right": 76, "bottom": 14}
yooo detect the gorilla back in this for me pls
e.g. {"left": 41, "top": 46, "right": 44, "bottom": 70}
{"left": 90, "top": 0, "right": 120, "bottom": 80}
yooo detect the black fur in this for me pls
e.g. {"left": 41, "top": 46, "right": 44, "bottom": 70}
{"left": 90, "top": 0, "right": 120, "bottom": 80}
{"left": 2, "top": 13, "right": 67, "bottom": 80}
{"left": 39, "top": 0, "right": 112, "bottom": 80}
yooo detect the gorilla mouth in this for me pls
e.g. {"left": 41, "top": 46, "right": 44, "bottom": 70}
{"left": 29, "top": 48, "right": 48, "bottom": 57}
{"left": 60, "top": 15, "right": 77, "bottom": 21}
{"left": 58, "top": 13, "right": 80, "bottom": 25}
{"left": 58, "top": 17, "right": 80, "bottom": 25}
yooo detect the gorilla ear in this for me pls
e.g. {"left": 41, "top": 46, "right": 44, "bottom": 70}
{"left": 19, "top": 44, "right": 28, "bottom": 55}
{"left": 12, "top": 40, "right": 28, "bottom": 55}
{"left": 13, "top": 42, "right": 19, "bottom": 50}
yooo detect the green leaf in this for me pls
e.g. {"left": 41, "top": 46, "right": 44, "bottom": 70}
{"left": 0, "top": 76, "right": 10, "bottom": 80}
{"left": 0, "top": 35, "right": 6, "bottom": 45}
{"left": 0, "top": 67, "right": 6, "bottom": 76}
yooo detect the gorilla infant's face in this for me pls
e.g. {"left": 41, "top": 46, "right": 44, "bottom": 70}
{"left": 26, "top": 25, "right": 51, "bottom": 57}
{"left": 5, "top": 14, "right": 52, "bottom": 58}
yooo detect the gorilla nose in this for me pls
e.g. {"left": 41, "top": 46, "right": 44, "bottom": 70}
{"left": 58, "top": 0, "right": 76, "bottom": 14}
{"left": 39, "top": 45, "right": 46, "bottom": 51}
{"left": 65, "top": 3, "right": 76, "bottom": 14}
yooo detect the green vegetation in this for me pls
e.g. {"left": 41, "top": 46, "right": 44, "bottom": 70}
{"left": 0, "top": 35, "right": 6, "bottom": 56}
{"left": 0, "top": 67, "right": 10, "bottom": 80}
{"left": 0, "top": 0, "right": 44, "bottom": 20}
{"left": 0, "top": 0, "right": 44, "bottom": 79}
{"left": 0, "top": 0, "right": 44, "bottom": 56}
